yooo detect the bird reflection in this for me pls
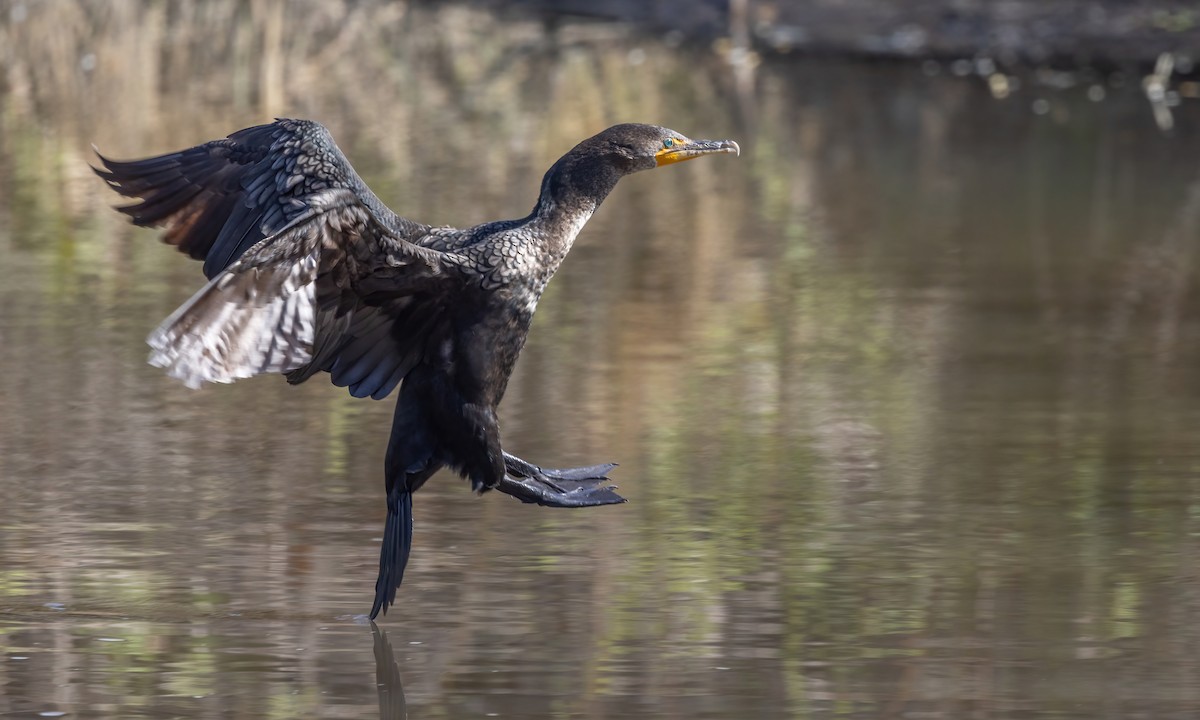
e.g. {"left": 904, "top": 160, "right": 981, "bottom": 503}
{"left": 371, "top": 623, "right": 407, "bottom": 720}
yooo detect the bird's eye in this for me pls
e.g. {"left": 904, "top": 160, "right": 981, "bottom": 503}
{"left": 663, "top": 138, "right": 675, "bottom": 148}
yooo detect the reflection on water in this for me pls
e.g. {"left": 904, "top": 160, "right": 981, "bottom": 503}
{"left": 373, "top": 625, "right": 407, "bottom": 720}
{"left": 3, "top": 2, "right": 1200, "bottom": 718}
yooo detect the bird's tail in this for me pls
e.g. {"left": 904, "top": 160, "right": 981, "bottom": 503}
{"left": 370, "top": 488, "right": 413, "bottom": 619}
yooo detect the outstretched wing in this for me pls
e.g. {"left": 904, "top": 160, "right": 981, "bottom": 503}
{"left": 148, "top": 188, "right": 472, "bottom": 392}
{"left": 94, "top": 118, "right": 426, "bottom": 278}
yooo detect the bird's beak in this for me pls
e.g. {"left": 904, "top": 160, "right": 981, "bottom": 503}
{"left": 655, "top": 138, "right": 741, "bottom": 167}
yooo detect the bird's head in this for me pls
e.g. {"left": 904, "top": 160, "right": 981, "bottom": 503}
{"left": 536, "top": 124, "right": 739, "bottom": 215}
{"left": 583, "top": 123, "right": 741, "bottom": 175}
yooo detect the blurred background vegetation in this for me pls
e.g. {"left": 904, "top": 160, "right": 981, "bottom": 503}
{"left": 2, "top": 1, "right": 1200, "bottom": 718}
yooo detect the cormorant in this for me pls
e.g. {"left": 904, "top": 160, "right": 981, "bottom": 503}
{"left": 94, "top": 120, "right": 739, "bottom": 618}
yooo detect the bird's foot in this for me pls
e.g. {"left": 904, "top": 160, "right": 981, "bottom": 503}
{"left": 498, "top": 451, "right": 626, "bottom": 507}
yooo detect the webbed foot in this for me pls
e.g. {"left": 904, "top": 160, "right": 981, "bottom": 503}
{"left": 498, "top": 451, "right": 626, "bottom": 507}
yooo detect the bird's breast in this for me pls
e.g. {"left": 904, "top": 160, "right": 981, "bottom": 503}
{"left": 443, "top": 292, "right": 537, "bottom": 405}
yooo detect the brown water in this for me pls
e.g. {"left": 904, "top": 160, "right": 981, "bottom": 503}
{"left": 4, "top": 3, "right": 1200, "bottom": 718}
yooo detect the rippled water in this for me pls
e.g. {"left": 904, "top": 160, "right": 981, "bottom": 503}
{"left": 3, "top": 3, "right": 1200, "bottom": 718}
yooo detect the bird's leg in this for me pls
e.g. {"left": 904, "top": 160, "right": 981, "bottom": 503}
{"left": 497, "top": 451, "right": 625, "bottom": 508}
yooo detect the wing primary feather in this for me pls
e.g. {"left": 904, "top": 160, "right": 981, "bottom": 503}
{"left": 350, "top": 356, "right": 403, "bottom": 399}
{"left": 340, "top": 340, "right": 394, "bottom": 392}
{"left": 373, "top": 362, "right": 409, "bottom": 401}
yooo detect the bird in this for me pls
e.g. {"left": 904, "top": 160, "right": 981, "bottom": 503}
{"left": 93, "top": 119, "right": 739, "bottom": 619}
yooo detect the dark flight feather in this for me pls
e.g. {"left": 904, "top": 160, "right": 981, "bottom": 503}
{"left": 94, "top": 118, "right": 426, "bottom": 279}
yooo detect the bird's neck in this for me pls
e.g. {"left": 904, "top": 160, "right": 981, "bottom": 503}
{"left": 528, "top": 196, "right": 596, "bottom": 259}
{"left": 527, "top": 156, "right": 619, "bottom": 259}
